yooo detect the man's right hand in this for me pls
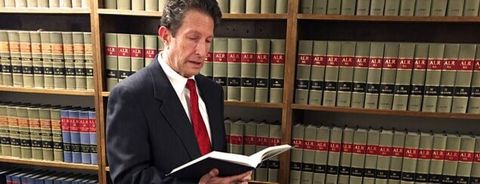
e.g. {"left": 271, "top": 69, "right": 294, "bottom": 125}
{"left": 199, "top": 169, "right": 252, "bottom": 184}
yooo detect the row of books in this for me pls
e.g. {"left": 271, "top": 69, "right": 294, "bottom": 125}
{"left": 0, "top": 102, "right": 98, "bottom": 165}
{"left": 0, "top": 30, "right": 94, "bottom": 91}
{"left": 289, "top": 124, "right": 480, "bottom": 184}
{"left": 103, "top": 0, "right": 166, "bottom": 11}
{"left": 224, "top": 118, "right": 282, "bottom": 182}
{"left": 295, "top": 41, "right": 480, "bottom": 114}
{"left": 217, "top": 0, "right": 288, "bottom": 14}
{"left": 300, "top": 0, "right": 480, "bottom": 16}
{"left": 0, "top": 0, "right": 89, "bottom": 9}
{"left": 0, "top": 168, "right": 97, "bottom": 184}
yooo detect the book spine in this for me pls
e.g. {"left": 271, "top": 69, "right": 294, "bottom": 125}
{"left": 39, "top": 108, "right": 53, "bottom": 161}
{"left": 37, "top": 0, "right": 48, "bottom": 7}
{"left": 117, "top": 33, "right": 131, "bottom": 82}
{"left": 365, "top": 42, "right": 385, "bottom": 109}
{"left": 378, "top": 43, "right": 399, "bottom": 110}
{"left": 441, "top": 134, "right": 461, "bottom": 183}
{"left": 446, "top": 0, "right": 465, "bottom": 16}
{"left": 451, "top": 44, "right": 476, "bottom": 113}
{"left": 375, "top": 130, "right": 394, "bottom": 184}
{"left": 72, "top": 32, "right": 85, "bottom": 90}
{"left": 17, "top": 106, "right": 32, "bottom": 159}
{"left": 468, "top": 47, "right": 480, "bottom": 114}
{"left": 229, "top": 120, "right": 244, "bottom": 155}
{"left": 27, "top": 107, "right": 42, "bottom": 160}
{"left": 255, "top": 39, "right": 270, "bottom": 103}
{"left": 408, "top": 43, "right": 429, "bottom": 111}
{"left": 230, "top": 0, "right": 245, "bottom": 14}
{"left": 351, "top": 42, "right": 371, "bottom": 108}
{"left": 145, "top": 0, "right": 158, "bottom": 11}
{"left": 341, "top": 0, "right": 357, "bottom": 15}
{"left": 117, "top": 0, "right": 130, "bottom": 10}
{"left": 312, "top": 126, "right": 330, "bottom": 184}
{"left": 40, "top": 32, "right": 53, "bottom": 89}
{"left": 59, "top": 0, "right": 71, "bottom": 8}
{"left": 414, "top": 132, "right": 433, "bottom": 183}
{"left": 464, "top": 0, "right": 480, "bottom": 16}
{"left": 370, "top": 0, "right": 386, "bottom": 15}
{"left": 132, "top": 0, "right": 145, "bottom": 11}
{"left": 51, "top": 108, "right": 63, "bottom": 161}
{"left": 88, "top": 111, "right": 97, "bottom": 164}
{"left": 313, "top": 0, "right": 327, "bottom": 14}
{"left": 224, "top": 119, "right": 231, "bottom": 153}
{"left": 422, "top": 44, "right": 445, "bottom": 112}
{"left": 105, "top": 33, "right": 119, "bottom": 91}
{"left": 336, "top": 42, "right": 356, "bottom": 107}
{"left": 1, "top": 59, "right": 12, "bottom": 86}
{"left": 267, "top": 124, "right": 281, "bottom": 182}
{"left": 15, "top": 0, "right": 27, "bottom": 7}
{"left": 275, "top": 0, "right": 287, "bottom": 13}
{"left": 243, "top": 121, "right": 257, "bottom": 156}
{"left": 388, "top": 130, "right": 406, "bottom": 183}
{"left": 414, "top": 0, "right": 432, "bottom": 16}
{"left": 322, "top": 41, "right": 341, "bottom": 106}
{"left": 30, "top": 31, "right": 43, "bottom": 89}
{"left": 349, "top": 128, "right": 368, "bottom": 184}
{"left": 85, "top": 60, "right": 94, "bottom": 91}
{"left": 437, "top": 44, "right": 460, "bottom": 112}
{"left": 11, "top": 58, "right": 23, "bottom": 87}
{"left": 363, "top": 129, "right": 380, "bottom": 184}
{"left": 130, "top": 34, "right": 145, "bottom": 74}
{"left": 430, "top": 0, "right": 448, "bottom": 16}
{"left": 240, "top": 38, "right": 256, "bottom": 102}
{"left": 227, "top": 38, "right": 242, "bottom": 101}
{"left": 308, "top": 41, "right": 327, "bottom": 105}
{"left": 19, "top": 31, "right": 33, "bottom": 88}
{"left": 213, "top": 38, "right": 228, "bottom": 100}
{"left": 392, "top": 43, "right": 415, "bottom": 111}
{"left": 300, "top": 0, "right": 313, "bottom": 13}
{"left": 0, "top": 105, "right": 10, "bottom": 156}
{"left": 455, "top": 135, "right": 474, "bottom": 184}
{"left": 290, "top": 124, "right": 305, "bottom": 184}
{"left": 338, "top": 127, "right": 354, "bottom": 184}
{"left": 158, "top": 0, "right": 166, "bottom": 12}
{"left": 143, "top": 35, "right": 157, "bottom": 67}
{"left": 469, "top": 136, "right": 480, "bottom": 183}
{"left": 50, "top": 32, "right": 65, "bottom": 90}
{"left": 300, "top": 125, "right": 317, "bottom": 184}
{"left": 399, "top": 0, "right": 415, "bottom": 16}
{"left": 8, "top": 106, "right": 20, "bottom": 157}
{"left": 73, "top": 60, "right": 86, "bottom": 90}
{"left": 81, "top": 0, "right": 89, "bottom": 8}
{"left": 64, "top": 59, "right": 75, "bottom": 90}
{"left": 269, "top": 39, "right": 285, "bottom": 103}
{"left": 79, "top": 110, "right": 91, "bottom": 164}
{"left": 200, "top": 40, "right": 213, "bottom": 79}
{"left": 0, "top": 30, "right": 10, "bottom": 59}
{"left": 60, "top": 109, "right": 72, "bottom": 163}
{"left": 71, "top": 0, "right": 81, "bottom": 8}
{"left": 325, "top": 127, "right": 343, "bottom": 183}
{"left": 326, "top": 0, "right": 341, "bottom": 15}
{"left": 295, "top": 40, "right": 314, "bottom": 105}
{"left": 384, "top": 0, "right": 400, "bottom": 16}
{"left": 5, "top": 106, "right": 16, "bottom": 157}
{"left": 256, "top": 123, "right": 270, "bottom": 181}
{"left": 428, "top": 133, "right": 447, "bottom": 183}
{"left": 260, "top": 0, "right": 275, "bottom": 13}
{"left": 217, "top": 0, "right": 229, "bottom": 13}
{"left": 400, "top": 131, "right": 420, "bottom": 183}
{"left": 21, "top": 59, "right": 34, "bottom": 88}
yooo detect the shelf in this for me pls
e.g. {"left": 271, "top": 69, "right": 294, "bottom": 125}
{"left": 292, "top": 104, "right": 480, "bottom": 120}
{"left": 0, "top": 86, "right": 95, "bottom": 96}
{"left": 101, "top": 92, "right": 110, "bottom": 97}
{"left": 0, "top": 156, "right": 98, "bottom": 171}
{"left": 222, "top": 13, "right": 287, "bottom": 20}
{"left": 297, "top": 14, "right": 480, "bottom": 22}
{"left": 0, "top": 8, "right": 90, "bottom": 14}
{"left": 98, "top": 8, "right": 162, "bottom": 17}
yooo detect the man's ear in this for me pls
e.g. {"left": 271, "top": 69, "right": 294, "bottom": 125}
{"left": 158, "top": 26, "right": 171, "bottom": 47}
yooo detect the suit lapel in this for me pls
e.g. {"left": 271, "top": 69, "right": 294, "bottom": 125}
{"left": 148, "top": 57, "right": 201, "bottom": 159}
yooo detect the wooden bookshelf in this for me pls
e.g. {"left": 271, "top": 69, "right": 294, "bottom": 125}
{"left": 0, "top": 156, "right": 98, "bottom": 171}
{"left": 0, "top": 8, "right": 90, "bottom": 14}
{"left": 224, "top": 101, "right": 283, "bottom": 109}
{"left": 98, "top": 8, "right": 162, "bottom": 17}
{"left": 105, "top": 166, "right": 110, "bottom": 172}
{"left": 297, "top": 14, "right": 480, "bottom": 22}
{"left": 0, "top": 86, "right": 95, "bottom": 96}
{"left": 222, "top": 13, "right": 287, "bottom": 20}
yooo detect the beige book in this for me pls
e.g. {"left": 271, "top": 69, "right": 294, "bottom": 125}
{"left": 15, "top": 0, "right": 27, "bottom": 7}
{"left": 227, "top": 38, "right": 242, "bottom": 101}
{"left": 5, "top": 0, "right": 15, "bottom": 7}
{"left": 65, "top": 59, "right": 76, "bottom": 90}
{"left": 312, "top": 125, "right": 330, "bottom": 184}
{"left": 290, "top": 124, "right": 305, "bottom": 184}
{"left": 269, "top": 39, "right": 286, "bottom": 103}
{"left": 59, "top": 0, "right": 71, "bottom": 8}
{"left": 260, "top": 0, "right": 275, "bottom": 13}
{"left": 132, "top": 0, "right": 145, "bottom": 11}
{"left": 255, "top": 39, "right": 270, "bottom": 103}
{"left": 74, "top": 60, "right": 86, "bottom": 90}
{"left": 104, "top": 0, "right": 116, "bottom": 9}
{"left": 72, "top": 32, "right": 85, "bottom": 62}
{"left": 27, "top": 107, "right": 43, "bottom": 160}
{"left": 230, "top": 120, "right": 245, "bottom": 155}
{"left": 11, "top": 58, "right": 23, "bottom": 87}
{"left": 301, "top": 125, "right": 318, "bottom": 184}
{"left": 117, "top": 0, "right": 130, "bottom": 10}
{"left": 267, "top": 123, "right": 281, "bottom": 182}
{"left": 21, "top": 59, "right": 34, "bottom": 88}
{"left": 230, "top": 0, "right": 246, "bottom": 14}
{"left": 275, "top": 0, "right": 287, "bottom": 13}
{"left": 105, "top": 33, "right": 119, "bottom": 91}
{"left": 217, "top": 0, "right": 229, "bottom": 13}
{"left": 72, "top": 0, "right": 81, "bottom": 8}
{"left": 159, "top": 0, "right": 166, "bottom": 12}
{"left": 37, "top": 0, "right": 48, "bottom": 7}
{"left": 246, "top": 0, "right": 260, "bottom": 13}
{"left": 85, "top": 60, "right": 94, "bottom": 91}
{"left": 17, "top": 106, "right": 32, "bottom": 159}
{"left": 19, "top": 31, "right": 31, "bottom": 61}
{"left": 144, "top": 35, "right": 157, "bottom": 67}
{"left": 130, "top": 34, "right": 145, "bottom": 74}
{"left": 39, "top": 107, "right": 53, "bottom": 161}
{"left": 27, "top": 0, "right": 37, "bottom": 8}
{"left": 81, "top": 0, "right": 89, "bottom": 8}
{"left": 255, "top": 123, "right": 270, "bottom": 181}
{"left": 117, "top": 33, "right": 131, "bottom": 81}
{"left": 145, "top": 0, "right": 158, "bottom": 11}
{"left": 48, "top": 0, "right": 59, "bottom": 8}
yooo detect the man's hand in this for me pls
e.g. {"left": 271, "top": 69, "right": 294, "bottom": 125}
{"left": 199, "top": 169, "right": 252, "bottom": 184}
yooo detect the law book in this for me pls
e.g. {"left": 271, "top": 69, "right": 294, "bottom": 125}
{"left": 243, "top": 121, "right": 257, "bottom": 157}
{"left": 11, "top": 58, "right": 23, "bottom": 87}
{"left": 60, "top": 109, "right": 72, "bottom": 163}
{"left": 428, "top": 133, "right": 447, "bottom": 183}
{"left": 338, "top": 127, "right": 354, "bottom": 184}
{"left": 117, "top": 33, "right": 131, "bottom": 82}
{"left": 400, "top": 131, "right": 420, "bottom": 183}
{"left": 356, "top": 0, "right": 371, "bottom": 15}
{"left": 468, "top": 46, "right": 480, "bottom": 114}
{"left": 132, "top": 0, "right": 144, "bottom": 11}
{"left": 290, "top": 124, "right": 305, "bottom": 184}
{"left": 374, "top": 129, "right": 394, "bottom": 184}
{"left": 363, "top": 129, "right": 380, "bottom": 184}
{"left": 408, "top": 43, "right": 429, "bottom": 111}
{"left": 145, "top": 0, "right": 158, "bottom": 11}
{"left": 0, "top": 104, "right": 10, "bottom": 156}
{"left": 295, "top": 40, "right": 314, "bottom": 105}
{"left": 104, "top": 0, "right": 116, "bottom": 9}
{"left": 59, "top": 0, "right": 71, "bottom": 8}
{"left": 167, "top": 144, "right": 291, "bottom": 180}
{"left": 48, "top": 0, "right": 59, "bottom": 8}
{"left": 158, "top": 0, "right": 166, "bottom": 12}
{"left": 0, "top": 30, "right": 9, "bottom": 60}
{"left": 300, "top": 0, "right": 313, "bottom": 13}
{"left": 441, "top": 134, "right": 461, "bottom": 183}
{"left": 85, "top": 59, "right": 94, "bottom": 91}
{"left": 451, "top": 44, "right": 476, "bottom": 113}
{"left": 30, "top": 31, "right": 43, "bottom": 89}
{"left": 446, "top": 0, "right": 465, "bottom": 16}
{"left": 73, "top": 32, "right": 85, "bottom": 90}
{"left": 1, "top": 59, "right": 12, "bottom": 86}
{"left": 27, "top": 107, "right": 42, "bottom": 160}
{"left": 325, "top": 127, "right": 343, "bottom": 183}
{"left": 388, "top": 130, "right": 406, "bottom": 184}
{"left": 71, "top": 0, "right": 81, "bottom": 8}
{"left": 73, "top": 60, "right": 86, "bottom": 90}
{"left": 351, "top": 42, "right": 371, "bottom": 108}
{"left": 322, "top": 41, "right": 341, "bottom": 106}
{"left": 422, "top": 43, "right": 445, "bottom": 112}
{"left": 230, "top": 119, "right": 244, "bottom": 155}
{"left": 240, "top": 38, "right": 256, "bottom": 102}
{"left": 19, "top": 31, "right": 34, "bottom": 88}
{"left": 144, "top": 35, "right": 157, "bottom": 67}
{"left": 454, "top": 135, "right": 475, "bottom": 183}
{"left": 300, "top": 125, "right": 317, "bottom": 184}
{"left": 269, "top": 39, "right": 285, "bottom": 103}
{"left": 464, "top": 0, "right": 480, "bottom": 16}
{"left": 50, "top": 108, "right": 63, "bottom": 162}
{"left": 200, "top": 38, "right": 213, "bottom": 79}
{"left": 105, "top": 33, "right": 119, "bottom": 91}
{"left": 227, "top": 38, "right": 241, "bottom": 101}
{"left": 64, "top": 60, "right": 76, "bottom": 90}
{"left": 40, "top": 32, "right": 53, "bottom": 89}
{"left": 437, "top": 44, "right": 460, "bottom": 112}
{"left": 21, "top": 58, "right": 34, "bottom": 88}
{"left": 392, "top": 43, "right": 415, "bottom": 111}
{"left": 117, "top": 0, "right": 130, "bottom": 10}
{"left": 217, "top": 0, "right": 229, "bottom": 13}
{"left": 399, "top": 0, "right": 415, "bottom": 16}
{"left": 384, "top": 0, "right": 400, "bottom": 15}
{"left": 378, "top": 42, "right": 399, "bottom": 110}
{"left": 370, "top": 0, "right": 386, "bottom": 15}
{"left": 255, "top": 122, "right": 270, "bottom": 181}
{"left": 326, "top": 0, "right": 341, "bottom": 14}
{"left": 88, "top": 110, "right": 97, "bottom": 164}
{"left": 336, "top": 42, "right": 356, "bottom": 107}
{"left": 8, "top": 106, "right": 21, "bottom": 157}
{"left": 39, "top": 107, "right": 53, "bottom": 161}
{"left": 19, "top": 31, "right": 31, "bottom": 61}
{"left": 224, "top": 119, "right": 232, "bottom": 153}
{"left": 213, "top": 38, "right": 228, "bottom": 100}
{"left": 341, "top": 0, "right": 357, "bottom": 15}
{"left": 260, "top": 0, "right": 275, "bottom": 13}
{"left": 70, "top": 109, "right": 83, "bottom": 164}
{"left": 50, "top": 32, "right": 66, "bottom": 90}
{"left": 254, "top": 39, "right": 270, "bottom": 103}
{"left": 313, "top": 0, "right": 327, "bottom": 14}
{"left": 246, "top": 0, "right": 260, "bottom": 13}
{"left": 275, "top": 0, "right": 287, "bottom": 13}
{"left": 4, "top": 106, "right": 15, "bottom": 157}
{"left": 349, "top": 128, "right": 368, "bottom": 184}
{"left": 469, "top": 136, "right": 480, "bottom": 183}
{"left": 37, "top": 0, "right": 48, "bottom": 7}
{"left": 7, "top": 31, "right": 20, "bottom": 61}
{"left": 414, "top": 0, "right": 432, "bottom": 16}
{"left": 15, "top": 0, "right": 26, "bottom": 7}
{"left": 430, "top": 0, "right": 448, "bottom": 16}
{"left": 308, "top": 41, "right": 327, "bottom": 105}
{"left": 365, "top": 42, "right": 385, "bottom": 109}
{"left": 130, "top": 34, "right": 144, "bottom": 75}
{"left": 267, "top": 123, "right": 281, "bottom": 182}
{"left": 313, "top": 125, "right": 330, "bottom": 183}
{"left": 414, "top": 132, "right": 433, "bottom": 183}
{"left": 18, "top": 106, "right": 33, "bottom": 159}
{"left": 230, "top": 0, "right": 245, "bottom": 13}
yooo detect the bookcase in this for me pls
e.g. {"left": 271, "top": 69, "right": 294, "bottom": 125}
{"left": 1, "top": 0, "right": 480, "bottom": 183}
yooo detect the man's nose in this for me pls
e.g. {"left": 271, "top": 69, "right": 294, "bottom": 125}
{"left": 195, "top": 42, "right": 209, "bottom": 57}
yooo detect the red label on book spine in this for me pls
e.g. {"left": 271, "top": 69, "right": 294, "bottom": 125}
{"left": 256, "top": 54, "right": 269, "bottom": 64}
{"left": 243, "top": 136, "right": 256, "bottom": 145}
{"left": 342, "top": 143, "right": 353, "bottom": 153}
{"left": 473, "top": 60, "right": 480, "bottom": 70}
{"left": 427, "top": 59, "right": 443, "bottom": 70}
{"left": 474, "top": 152, "right": 480, "bottom": 162}
{"left": 118, "top": 47, "right": 130, "bottom": 57}
{"left": 432, "top": 150, "right": 446, "bottom": 160}
{"left": 414, "top": 59, "right": 427, "bottom": 69}
{"left": 369, "top": 58, "right": 383, "bottom": 68}
{"left": 340, "top": 57, "right": 354, "bottom": 66}
{"left": 227, "top": 53, "right": 241, "bottom": 63}
{"left": 404, "top": 148, "right": 418, "bottom": 158}
{"left": 298, "top": 55, "right": 312, "bottom": 65}
{"left": 367, "top": 145, "right": 379, "bottom": 155}
{"left": 398, "top": 59, "right": 414, "bottom": 69}
{"left": 445, "top": 151, "right": 459, "bottom": 161}
{"left": 271, "top": 54, "right": 285, "bottom": 64}
{"left": 443, "top": 60, "right": 457, "bottom": 70}
{"left": 207, "top": 52, "right": 213, "bottom": 62}
{"left": 229, "top": 135, "right": 243, "bottom": 144}
{"left": 145, "top": 49, "right": 156, "bottom": 58}
{"left": 353, "top": 144, "right": 366, "bottom": 154}
{"left": 327, "top": 56, "right": 339, "bottom": 66}
{"left": 418, "top": 149, "right": 432, "bottom": 159}
{"left": 131, "top": 48, "right": 144, "bottom": 58}
{"left": 392, "top": 147, "right": 404, "bottom": 157}
{"left": 241, "top": 53, "right": 256, "bottom": 63}
{"left": 459, "top": 152, "right": 473, "bottom": 162}
{"left": 268, "top": 138, "right": 281, "bottom": 146}
{"left": 378, "top": 146, "right": 392, "bottom": 156}
{"left": 316, "top": 141, "right": 329, "bottom": 151}
{"left": 383, "top": 58, "right": 398, "bottom": 68}
{"left": 106, "top": 47, "right": 117, "bottom": 56}
{"left": 329, "top": 143, "right": 341, "bottom": 152}
{"left": 304, "top": 140, "right": 316, "bottom": 150}
{"left": 355, "top": 57, "right": 369, "bottom": 67}
{"left": 257, "top": 137, "right": 269, "bottom": 146}
{"left": 457, "top": 60, "right": 474, "bottom": 71}
{"left": 213, "top": 52, "right": 227, "bottom": 62}
{"left": 292, "top": 139, "right": 304, "bottom": 148}
{"left": 313, "top": 56, "right": 327, "bottom": 66}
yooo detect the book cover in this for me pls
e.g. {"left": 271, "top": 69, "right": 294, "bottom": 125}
{"left": 313, "top": 0, "right": 327, "bottom": 14}
{"left": 88, "top": 110, "right": 97, "bottom": 164}
{"left": 312, "top": 125, "right": 330, "bottom": 184}
{"left": 338, "top": 127, "right": 354, "bottom": 184}
{"left": 39, "top": 107, "right": 53, "bottom": 161}
{"left": 105, "top": 33, "right": 119, "bottom": 91}
{"left": 375, "top": 129, "right": 394, "bottom": 184}
{"left": 392, "top": 43, "right": 415, "bottom": 111}
{"left": 227, "top": 38, "right": 242, "bottom": 101}
{"left": 422, "top": 43, "right": 445, "bottom": 112}
{"left": 230, "top": 0, "right": 246, "bottom": 14}
{"left": 246, "top": 0, "right": 260, "bottom": 13}
{"left": 365, "top": 42, "right": 385, "bottom": 109}
{"left": 441, "top": 134, "right": 461, "bottom": 183}
{"left": 213, "top": 38, "right": 228, "bottom": 100}
{"left": 399, "top": 0, "right": 415, "bottom": 16}
{"left": 384, "top": 0, "right": 400, "bottom": 16}
{"left": 295, "top": 40, "right": 313, "bottom": 105}
{"left": 408, "top": 43, "right": 429, "bottom": 111}
{"left": 388, "top": 130, "right": 406, "bottom": 183}
{"left": 17, "top": 106, "right": 32, "bottom": 159}
{"left": 300, "top": 125, "right": 317, "bottom": 184}
{"left": 349, "top": 128, "right": 368, "bottom": 184}
{"left": 468, "top": 46, "right": 480, "bottom": 114}
{"left": 217, "top": 0, "right": 229, "bottom": 13}
{"left": 255, "top": 123, "right": 270, "bottom": 181}
{"left": 130, "top": 34, "right": 145, "bottom": 74}
{"left": 414, "top": 0, "right": 432, "bottom": 16}
{"left": 132, "top": 0, "right": 145, "bottom": 11}
{"left": 269, "top": 39, "right": 285, "bottom": 103}
{"left": 363, "top": 129, "right": 380, "bottom": 184}
{"left": 27, "top": 107, "right": 42, "bottom": 160}
{"left": 370, "top": 0, "right": 386, "bottom": 15}
{"left": 341, "top": 0, "right": 357, "bottom": 15}
{"left": 200, "top": 37, "right": 213, "bottom": 79}
{"left": 255, "top": 39, "right": 270, "bottom": 103}
{"left": 469, "top": 136, "right": 480, "bottom": 183}
{"left": 260, "top": 0, "right": 275, "bottom": 13}
{"left": 400, "top": 131, "right": 420, "bottom": 183}
{"left": 79, "top": 110, "right": 91, "bottom": 164}
{"left": 117, "top": 0, "right": 130, "bottom": 10}
{"left": 275, "top": 0, "right": 287, "bottom": 13}
{"left": 451, "top": 44, "right": 476, "bottom": 113}
{"left": 0, "top": 104, "right": 11, "bottom": 157}
{"left": 428, "top": 133, "right": 447, "bottom": 183}
{"left": 414, "top": 132, "right": 433, "bottom": 183}
{"left": 446, "top": 0, "right": 465, "bottom": 16}
{"left": 378, "top": 42, "right": 399, "bottom": 110}
{"left": 336, "top": 42, "right": 356, "bottom": 107}
{"left": 240, "top": 38, "right": 256, "bottom": 102}
{"left": 300, "top": 0, "right": 313, "bottom": 13}
{"left": 8, "top": 106, "right": 21, "bottom": 158}
{"left": 243, "top": 121, "right": 257, "bottom": 158}
{"left": 267, "top": 124, "right": 281, "bottom": 182}
{"left": 430, "top": 0, "right": 448, "bottom": 16}
{"left": 437, "top": 44, "right": 460, "bottom": 113}
{"left": 322, "top": 41, "right": 341, "bottom": 107}
{"left": 308, "top": 41, "right": 327, "bottom": 105}
{"left": 229, "top": 119, "right": 245, "bottom": 155}
{"left": 351, "top": 42, "right": 371, "bottom": 108}
{"left": 290, "top": 124, "right": 305, "bottom": 184}
{"left": 117, "top": 33, "right": 131, "bottom": 82}
{"left": 327, "top": 0, "right": 341, "bottom": 15}
{"left": 143, "top": 35, "right": 157, "bottom": 67}
{"left": 145, "top": 0, "right": 158, "bottom": 11}
{"left": 464, "top": 0, "right": 480, "bottom": 16}
{"left": 59, "top": 0, "right": 71, "bottom": 8}
{"left": 61, "top": 109, "right": 72, "bottom": 163}
{"left": 50, "top": 108, "right": 63, "bottom": 162}
{"left": 455, "top": 135, "right": 475, "bottom": 184}
{"left": 325, "top": 127, "right": 343, "bottom": 183}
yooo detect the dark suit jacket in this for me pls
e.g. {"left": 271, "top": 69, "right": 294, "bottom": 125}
{"left": 106, "top": 56, "right": 226, "bottom": 183}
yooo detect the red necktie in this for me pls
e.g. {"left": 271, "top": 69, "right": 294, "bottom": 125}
{"left": 186, "top": 79, "right": 211, "bottom": 155}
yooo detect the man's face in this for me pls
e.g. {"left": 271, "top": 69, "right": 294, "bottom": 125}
{"left": 162, "top": 10, "right": 214, "bottom": 78}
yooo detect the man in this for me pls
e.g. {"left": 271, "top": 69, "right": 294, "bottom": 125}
{"left": 106, "top": 0, "right": 252, "bottom": 183}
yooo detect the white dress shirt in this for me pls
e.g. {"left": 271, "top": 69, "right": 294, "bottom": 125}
{"left": 158, "top": 50, "right": 212, "bottom": 141}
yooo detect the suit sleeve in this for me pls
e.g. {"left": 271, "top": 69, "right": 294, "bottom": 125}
{"left": 106, "top": 85, "right": 197, "bottom": 184}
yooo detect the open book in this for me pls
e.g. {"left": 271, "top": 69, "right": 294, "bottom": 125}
{"left": 166, "top": 144, "right": 292, "bottom": 179}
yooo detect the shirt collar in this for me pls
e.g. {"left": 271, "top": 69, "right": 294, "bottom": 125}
{"left": 158, "top": 49, "right": 195, "bottom": 96}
